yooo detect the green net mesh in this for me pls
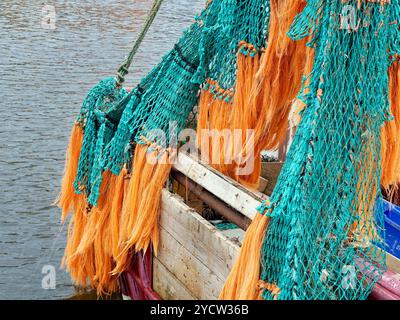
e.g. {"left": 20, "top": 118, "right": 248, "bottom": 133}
{"left": 66, "top": 0, "right": 400, "bottom": 299}
{"left": 74, "top": 0, "right": 273, "bottom": 206}
{"left": 100, "top": 66, "right": 161, "bottom": 176}
{"left": 132, "top": 25, "right": 202, "bottom": 145}
{"left": 197, "top": 0, "right": 270, "bottom": 95}
{"left": 257, "top": 0, "right": 399, "bottom": 300}
{"left": 100, "top": 9, "right": 206, "bottom": 179}
{"left": 73, "top": 77, "right": 127, "bottom": 204}
{"left": 73, "top": 5, "right": 208, "bottom": 206}
{"left": 100, "top": 0, "right": 271, "bottom": 178}
{"left": 134, "top": 50, "right": 199, "bottom": 146}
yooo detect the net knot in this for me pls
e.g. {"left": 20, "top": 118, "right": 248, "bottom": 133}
{"left": 257, "top": 281, "right": 281, "bottom": 300}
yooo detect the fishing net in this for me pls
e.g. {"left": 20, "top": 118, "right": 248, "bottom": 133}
{"left": 109, "top": 13, "right": 208, "bottom": 274}
{"left": 72, "top": 78, "right": 128, "bottom": 206}
{"left": 67, "top": 0, "right": 167, "bottom": 207}
{"left": 97, "top": 0, "right": 272, "bottom": 199}
{"left": 223, "top": 0, "right": 400, "bottom": 300}
{"left": 59, "top": 0, "right": 400, "bottom": 298}
{"left": 195, "top": 0, "right": 269, "bottom": 188}
{"left": 59, "top": 1, "right": 210, "bottom": 294}
{"left": 98, "top": 4, "right": 208, "bottom": 175}
{"left": 70, "top": 1, "right": 206, "bottom": 207}
{"left": 197, "top": 0, "right": 311, "bottom": 188}
{"left": 196, "top": 0, "right": 270, "bottom": 92}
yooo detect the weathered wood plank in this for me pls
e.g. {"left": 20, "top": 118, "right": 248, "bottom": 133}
{"left": 160, "top": 190, "right": 240, "bottom": 281}
{"left": 173, "top": 153, "right": 264, "bottom": 220}
{"left": 260, "top": 162, "right": 284, "bottom": 196}
{"left": 153, "top": 258, "right": 196, "bottom": 300}
{"left": 153, "top": 190, "right": 243, "bottom": 300}
{"left": 157, "top": 225, "right": 224, "bottom": 299}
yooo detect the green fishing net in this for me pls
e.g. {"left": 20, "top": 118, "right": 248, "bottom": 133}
{"left": 72, "top": 0, "right": 274, "bottom": 206}
{"left": 73, "top": 3, "right": 206, "bottom": 205}
{"left": 197, "top": 0, "right": 270, "bottom": 97}
{"left": 73, "top": 77, "right": 128, "bottom": 204}
{"left": 100, "top": 66, "right": 160, "bottom": 176}
{"left": 100, "top": 9, "right": 207, "bottom": 180}
{"left": 63, "top": 0, "right": 400, "bottom": 299}
{"left": 257, "top": 0, "right": 400, "bottom": 300}
{"left": 100, "top": 0, "right": 272, "bottom": 179}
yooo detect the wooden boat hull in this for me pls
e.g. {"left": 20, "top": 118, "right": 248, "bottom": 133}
{"left": 120, "top": 153, "right": 400, "bottom": 300}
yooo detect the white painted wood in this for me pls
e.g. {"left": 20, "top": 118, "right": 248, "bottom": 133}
{"left": 173, "top": 152, "right": 265, "bottom": 220}
{"left": 160, "top": 190, "right": 240, "bottom": 280}
{"left": 153, "top": 258, "right": 197, "bottom": 300}
{"left": 157, "top": 226, "right": 223, "bottom": 300}
{"left": 153, "top": 190, "right": 242, "bottom": 300}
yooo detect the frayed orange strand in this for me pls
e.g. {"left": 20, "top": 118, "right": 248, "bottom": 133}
{"left": 113, "top": 144, "right": 154, "bottom": 273}
{"left": 123, "top": 150, "right": 172, "bottom": 255}
{"left": 62, "top": 194, "right": 87, "bottom": 280}
{"left": 119, "top": 145, "right": 149, "bottom": 246}
{"left": 236, "top": 155, "right": 262, "bottom": 188}
{"left": 232, "top": 0, "right": 309, "bottom": 188}
{"left": 93, "top": 221, "right": 119, "bottom": 296}
{"left": 220, "top": 0, "right": 310, "bottom": 300}
{"left": 57, "top": 123, "right": 84, "bottom": 223}
{"left": 220, "top": 213, "right": 270, "bottom": 300}
{"left": 110, "top": 167, "right": 128, "bottom": 258}
{"left": 197, "top": 0, "right": 309, "bottom": 189}
{"left": 381, "top": 59, "right": 400, "bottom": 189}
{"left": 198, "top": 90, "right": 233, "bottom": 175}
{"left": 73, "top": 171, "right": 113, "bottom": 255}
{"left": 212, "top": 98, "right": 233, "bottom": 175}
{"left": 197, "top": 91, "right": 211, "bottom": 145}
{"left": 230, "top": 46, "right": 261, "bottom": 138}
{"left": 197, "top": 53, "right": 260, "bottom": 186}
{"left": 228, "top": 49, "right": 261, "bottom": 186}
{"left": 88, "top": 170, "right": 121, "bottom": 296}
{"left": 248, "top": 0, "right": 309, "bottom": 152}
{"left": 113, "top": 144, "right": 172, "bottom": 274}
{"left": 62, "top": 169, "right": 122, "bottom": 296}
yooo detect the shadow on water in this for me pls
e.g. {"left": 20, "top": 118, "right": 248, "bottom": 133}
{"left": 0, "top": 0, "right": 203, "bottom": 300}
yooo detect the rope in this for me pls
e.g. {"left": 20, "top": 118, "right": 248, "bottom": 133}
{"left": 116, "top": 0, "right": 165, "bottom": 87}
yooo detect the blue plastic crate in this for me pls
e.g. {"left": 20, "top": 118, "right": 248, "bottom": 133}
{"left": 381, "top": 199, "right": 400, "bottom": 259}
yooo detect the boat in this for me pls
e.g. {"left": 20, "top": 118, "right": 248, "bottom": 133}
{"left": 58, "top": 0, "right": 400, "bottom": 300}
{"left": 119, "top": 152, "right": 400, "bottom": 300}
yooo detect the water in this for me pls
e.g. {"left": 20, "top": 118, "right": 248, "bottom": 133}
{"left": 0, "top": 0, "right": 203, "bottom": 300}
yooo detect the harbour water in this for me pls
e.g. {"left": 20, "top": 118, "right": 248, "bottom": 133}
{"left": 0, "top": 0, "right": 202, "bottom": 299}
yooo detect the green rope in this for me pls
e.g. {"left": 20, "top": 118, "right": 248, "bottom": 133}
{"left": 116, "top": 0, "right": 165, "bottom": 87}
